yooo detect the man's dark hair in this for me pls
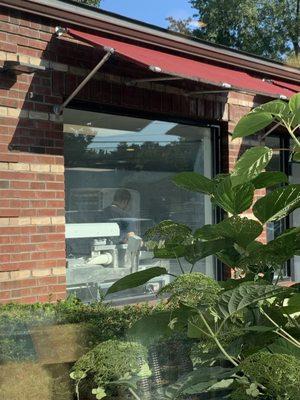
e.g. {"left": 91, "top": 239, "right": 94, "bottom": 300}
{"left": 113, "top": 188, "right": 131, "bottom": 204}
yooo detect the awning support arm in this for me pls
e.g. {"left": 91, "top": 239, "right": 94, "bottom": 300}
{"left": 259, "top": 122, "right": 281, "bottom": 144}
{"left": 126, "top": 76, "right": 182, "bottom": 86}
{"left": 187, "top": 89, "right": 233, "bottom": 96}
{"left": 53, "top": 47, "right": 114, "bottom": 115}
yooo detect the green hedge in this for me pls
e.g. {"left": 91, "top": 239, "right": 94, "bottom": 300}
{"left": 0, "top": 297, "right": 160, "bottom": 363}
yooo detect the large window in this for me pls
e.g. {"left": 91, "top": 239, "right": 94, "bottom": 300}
{"left": 64, "top": 109, "right": 214, "bottom": 303}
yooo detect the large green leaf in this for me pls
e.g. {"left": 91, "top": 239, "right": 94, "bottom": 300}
{"left": 292, "top": 108, "right": 300, "bottom": 128}
{"left": 106, "top": 267, "right": 168, "bottom": 295}
{"left": 218, "top": 283, "right": 286, "bottom": 319}
{"left": 253, "top": 184, "right": 300, "bottom": 223}
{"left": 185, "top": 238, "right": 233, "bottom": 264}
{"left": 251, "top": 99, "right": 288, "bottom": 116}
{"left": 153, "top": 246, "right": 187, "bottom": 259}
{"left": 127, "top": 312, "right": 176, "bottom": 345}
{"left": 267, "top": 338, "right": 300, "bottom": 359}
{"left": 252, "top": 171, "right": 288, "bottom": 189}
{"left": 213, "top": 177, "right": 254, "bottom": 214}
{"left": 127, "top": 306, "right": 192, "bottom": 346}
{"left": 216, "top": 246, "right": 242, "bottom": 267}
{"left": 145, "top": 220, "right": 192, "bottom": 242}
{"left": 290, "top": 93, "right": 300, "bottom": 128}
{"left": 145, "top": 220, "right": 193, "bottom": 259}
{"left": 289, "top": 93, "right": 300, "bottom": 113}
{"left": 282, "top": 292, "right": 300, "bottom": 315}
{"left": 230, "top": 146, "right": 273, "bottom": 187}
{"left": 161, "top": 367, "right": 233, "bottom": 398}
{"left": 173, "top": 172, "right": 215, "bottom": 194}
{"left": 232, "top": 112, "right": 274, "bottom": 139}
{"left": 195, "top": 216, "right": 263, "bottom": 248}
{"left": 238, "top": 228, "right": 300, "bottom": 272}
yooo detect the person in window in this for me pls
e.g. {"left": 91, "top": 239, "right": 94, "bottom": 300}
{"left": 102, "top": 188, "right": 136, "bottom": 242}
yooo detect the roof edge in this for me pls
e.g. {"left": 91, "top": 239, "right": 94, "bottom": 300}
{"left": 1, "top": 0, "right": 299, "bottom": 83}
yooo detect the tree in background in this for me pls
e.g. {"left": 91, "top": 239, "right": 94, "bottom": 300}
{"left": 166, "top": 16, "right": 194, "bottom": 36}
{"left": 168, "top": 0, "right": 300, "bottom": 63}
{"left": 76, "top": 0, "right": 100, "bottom": 7}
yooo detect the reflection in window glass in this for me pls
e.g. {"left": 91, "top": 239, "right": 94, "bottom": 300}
{"left": 265, "top": 135, "right": 290, "bottom": 279}
{"left": 265, "top": 136, "right": 284, "bottom": 242}
{"left": 64, "top": 109, "right": 214, "bottom": 303}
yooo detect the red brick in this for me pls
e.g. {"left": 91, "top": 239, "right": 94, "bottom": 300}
{"left": 0, "top": 236, "right": 10, "bottom": 244}
{"left": 13, "top": 296, "right": 38, "bottom": 304}
{"left": 0, "top": 279, "right": 36, "bottom": 290}
{"left": 0, "top": 291, "right": 10, "bottom": 300}
{"left": 10, "top": 181, "right": 30, "bottom": 189}
{"left": 36, "top": 209, "right": 57, "bottom": 217}
{"left": 37, "top": 276, "right": 58, "bottom": 286}
{"left": 57, "top": 275, "right": 66, "bottom": 284}
{"left": 37, "top": 295, "right": 53, "bottom": 302}
{"left": 11, "top": 253, "right": 30, "bottom": 262}
{"left": 0, "top": 254, "right": 10, "bottom": 262}
{"left": 30, "top": 286, "right": 49, "bottom": 295}
{"left": 48, "top": 284, "right": 66, "bottom": 293}
{"left": 11, "top": 288, "right": 31, "bottom": 298}
{"left": 0, "top": 209, "right": 19, "bottom": 217}
{"left": 0, "top": 41, "right": 17, "bottom": 52}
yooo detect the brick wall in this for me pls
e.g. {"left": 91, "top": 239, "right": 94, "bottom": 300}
{"left": 0, "top": 5, "right": 269, "bottom": 303}
{"left": 0, "top": 6, "right": 66, "bottom": 303}
{"left": 227, "top": 91, "right": 268, "bottom": 244}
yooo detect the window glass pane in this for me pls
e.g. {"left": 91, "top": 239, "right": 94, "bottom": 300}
{"left": 64, "top": 109, "right": 214, "bottom": 303}
{"left": 265, "top": 135, "right": 290, "bottom": 279}
{"left": 265, "top": 136, "right": 283, "bottom": 242}
{"left": 290, "top": 159, "right": 300, "bottom": 281}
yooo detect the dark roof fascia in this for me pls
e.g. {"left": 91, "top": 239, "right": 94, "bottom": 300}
{"left": 1, "top": 0, "right": 299, "bottom": 83}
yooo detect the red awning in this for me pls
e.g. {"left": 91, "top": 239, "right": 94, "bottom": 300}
{"left": 68, "top": 28, "right": 300, "bottom": 98}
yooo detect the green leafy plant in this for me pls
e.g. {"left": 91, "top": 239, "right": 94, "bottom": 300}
{"left": 233, "top": 93, "right": 300, "bottom": 160}
{"left": 232, "top": 352, "right": 300, "bottom": 399}
{"left": 158, "top": 272, "right": 222, "bottom": 308}
{"left": 107, "top": 95, "right": 300, "bottom": 399}
{"left": 108, "top": 143, "right": 300, "bottom": 287}
{"left": 71, "top": 340, "right": 151, "bottom": 400}
{"left": 0, "top": 297, "right": 158, "bottom": 364}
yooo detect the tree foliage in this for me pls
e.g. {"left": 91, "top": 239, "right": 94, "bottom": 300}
{"left": 75, "top": 0, "right": 101, "bottom": 7}
{"left": 168, "top": 0, "right": 300, "bottom": 62}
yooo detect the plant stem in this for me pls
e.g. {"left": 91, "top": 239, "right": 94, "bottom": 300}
{"left": 260, "top": 308, "right": 300, "bottom": 348}
{"left": 199, "top": 313, "right": 239, "bottom": 367}
{"left": 275, "top": 330, "right": 300, "bottom": 348}
{"left": 286, "top": 314, "right": 300, "bottom": 329}
{"left": 189, "top": 319, "right": 214, "bottom": 339}
{"left": 129, "top": 387, "right": 141, "bottom": 400}
{"left": 75, "top": 381, "right": 80, "bottom": 400}
{"left": 285, "top": 122, "right": 300, "bottom": 147}
{"left": 175, "top": 255, "right": 185, "bottom": 274}
{"left": 289, "top": 129, "right": 300, "bottom": 147}
{"left": 189, "top": 263, "right": 196, "bottom": 273}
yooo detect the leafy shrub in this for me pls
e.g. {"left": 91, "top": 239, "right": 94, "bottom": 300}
{"left": 0, "top": 297, "right": 156, "bottom": 363}
{"left": 72, "top": 340, "right": 151, "bottom": 399}
{"left": 237, "top": 352, "right": 300, "bottom": 399}
{"left": 229, "top": 387, "right": 253, "bottom": 400}
{"left": 72, "top": 340, "right": 148, "bottom": 385}
{"left": 158, "top": 272, "right": 222, "bottom": 307}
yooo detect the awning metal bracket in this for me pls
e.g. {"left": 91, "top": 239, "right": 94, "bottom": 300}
{"left": 53, "top": 48, "right": 114, "bottom": 115}
{"left": 126, "top": 76, "right": 182, "bottom": 86}
{"left": 259, "top": 122, "right": 281, "bottom": 144}
{"left": 53, "top": 27, "right": 114, "bottom": 115}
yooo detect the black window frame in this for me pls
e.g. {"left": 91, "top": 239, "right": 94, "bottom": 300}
{"left": 64, "top": 99, "right": 223, "bottom": 281}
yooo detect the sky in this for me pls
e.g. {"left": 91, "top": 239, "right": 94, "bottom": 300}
{"left": 100, "top": 0, "right": 196, "bottom": 28}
